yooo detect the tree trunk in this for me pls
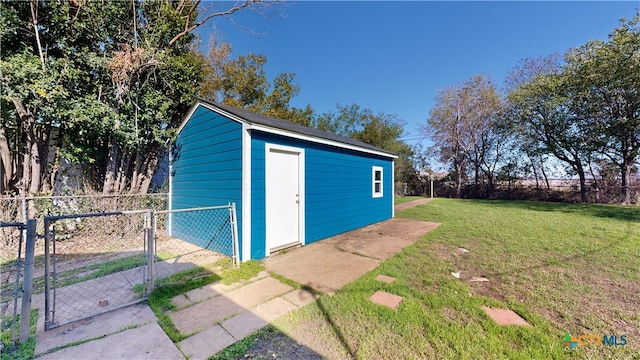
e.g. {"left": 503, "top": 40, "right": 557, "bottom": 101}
{"left": 540, "top": 157, "right": 550, "bottom": 190}
{"left": 117, "top": 151, "right": 133, "bottom": 193}
{"left": 577, "top": 163, "right": 587, "bottom": 203}
{"left": 103, "top": 141, "right": 119, "bottom": 194}
{"left": 473, "top": 152, "right": 479, "bottom": 197}
{"left": 12, "top": 99, "right": 34, "bottom": 198}
{"left": 621, "top": 162, "right": 631, "bottom": 204}
{"left": 28, "top": 140, "right": 41, "bottom": 194}
{"left": 130, "top": 150, "right": 142, "bottom": 193}
{"left": 588, "top": 161, "right": 600, "bottom": 203}
{"left": 0, "top": 126, "right": 13, "bottom": 193}
{"left": 454, "top": 159, "right": 463, "bottom": 198}
{"left": 130, "top": 143, "right": 162, "bottom": 194}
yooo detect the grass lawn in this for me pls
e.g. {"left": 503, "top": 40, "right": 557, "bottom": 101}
{"left": 261, "top": 199, "right": 639, "bottom": 359}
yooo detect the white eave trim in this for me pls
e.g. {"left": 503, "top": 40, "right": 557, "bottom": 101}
{"left": 190, "top": 101, "right": 398, "bottom": 160}
{"left": 175, "top": 102, "right": 202, "bottom": 136}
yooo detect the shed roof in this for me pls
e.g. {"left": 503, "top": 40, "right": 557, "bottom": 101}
{"left": 190, "top": 99, "right": 397, "bottom": 159}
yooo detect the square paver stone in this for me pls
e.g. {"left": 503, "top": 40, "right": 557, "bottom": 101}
{"left": 171, "top": 294, "right": 193, "bottom": 309}
{"left": 252, "top": 297, "right": 299, "bottom": 322}
{"left": 170, "top": 295, "right": 245, "bottom": 335}
{"left": 221, "top": 311, "right": 268, "bottom": 340}
{"left": 375, "top": 274, "right": 396, "bottom": 283}
{"left": 179, "top": 324, "right": 235, "bottom": 360}
{"left": 224, "top": 277, "right": 293, "bottom": 309}
{"left": 282, "top": 289, "right": 318, "bottom": 307}
{"left": 182, "top": 283, "right": 221, "bottom": 304}
{"left": 266, "top": 243, "right": 380, "bottom": 295}
{"left": 482, "top": 306, "right": 532, "bottom": 327}
{"left": 370, "top": 291, "right": 403, "bottom": 309}
{"left": 35, "top": 304, "right": 157, "bottom": 356}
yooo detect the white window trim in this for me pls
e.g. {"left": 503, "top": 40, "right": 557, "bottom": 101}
{"left": 372, "top": 166, "right": 383, "bottom": 198}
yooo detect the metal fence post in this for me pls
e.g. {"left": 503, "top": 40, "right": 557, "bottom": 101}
{"left": 19, "top": 219, "right": 36, "bottom": 343}
{"left": 43, "top": 218, "right": 52, "bottom": 330}
{"left": 229, "top": 202, "right": 240, "bottom": 267}
{"left": 147, "top": 210, "right": 155, "bottom": 294}
{"left": 21, "top": 198, "right": 27, "bottom": 222}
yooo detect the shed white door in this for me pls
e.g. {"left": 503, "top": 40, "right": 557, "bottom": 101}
{"left": 265, "top": 145, "right": 304, "bottom": 252}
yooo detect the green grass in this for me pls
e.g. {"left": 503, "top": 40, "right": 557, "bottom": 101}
{"left": 148, "top": 264, "right": 222, "bottom": 342}
{"left": 217, "top": 260, "right": 265, "bottom": 285}
{"left": 211, "top": 326, "right": 279, "bottom": 360}
{"left": 394, "top": 195, "right": 426, "bottom": 205}
{"left": 0, "top": 309, "right": 38, "bottom": 360}
{"left": 265, "top": 199, "right": 640, "bottom": 359}
{"left": 1, "top": 253, "right": 160, "bottom": 299}
{"left": 147, "top": 259, "right": 266, "bottom": 343}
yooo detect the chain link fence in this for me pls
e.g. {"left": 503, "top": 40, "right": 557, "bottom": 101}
{"left": 0, "top": 222, "right": 26, "bottom": 342}
{"left": 1, "top": 199, "right": 238, "bottom": 336}
{"left": 153, "top": 204, "right": 239, "bottom": 283}
{"left": 42, "top": 211, "right": 152, "bottom": 330}
{"left": 0, "top": 220, "right": 35, "bottom": 346}
{"left": 0, "top": 194, "right": 167, "bottom": 262}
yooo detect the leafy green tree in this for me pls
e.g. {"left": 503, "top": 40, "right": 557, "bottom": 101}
{"left": 563, "top": 16, "right": 640, "bottom": 203}
{"left": 0, "top": 0, "right": 263, "bottom": 198}
{"left": 313, "top": 104, "right": 415, "bottom": 187}
{"left": 200, "top": 41, "right": 314, "bottom": 125}
{"left": 506, "top": 58, "right": 594, "bottom": 202}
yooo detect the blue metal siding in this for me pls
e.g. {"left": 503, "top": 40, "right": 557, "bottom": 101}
{"left": 170, "top": 105, "right": 243, "bottom": 257}
{"left": 251, "top": 131, "right": 393, "bottom": 258}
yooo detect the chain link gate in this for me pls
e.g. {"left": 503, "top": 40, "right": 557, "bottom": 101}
{"left": 42, "top": 211, "right": 153, "bottom": 330}
{"left": 0, "top": 221, "right": 36, "bottom": 344}
{"left": 37, "top": 203, "right": 238, "bottom": 331}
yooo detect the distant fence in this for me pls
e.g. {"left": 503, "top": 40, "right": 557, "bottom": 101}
{"left": 396, "top": 179, "right": 640, "bottom": 204}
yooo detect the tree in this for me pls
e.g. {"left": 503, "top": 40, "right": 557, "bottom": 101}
{"left": 563, "top": 16, "right": 640, "bottom": 203}
{"left": 0, "top": 0, "right": 264, "bottom": 199}
{"left": 506, "top": 59, "right": 594, "bottom": 202}
{"left": 200, "top": 41, "right": 314, "bottom": 125}
{"left": 313, "top": 104, "right": 415, "bottom": 186}
{"left": 425, "top": 75, "right": 503, "bottom": 198}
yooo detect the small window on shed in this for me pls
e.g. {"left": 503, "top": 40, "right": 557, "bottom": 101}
{"left": 372, "top": 166, "right": 383, "bottom": 198}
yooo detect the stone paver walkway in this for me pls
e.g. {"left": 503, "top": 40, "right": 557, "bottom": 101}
{"left": 170, "top": 272, "right": 317, "bottom": 359}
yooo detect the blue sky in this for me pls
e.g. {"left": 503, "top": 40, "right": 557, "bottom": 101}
{"left": 200, "top": 1, "right": 639, "bottom": 147}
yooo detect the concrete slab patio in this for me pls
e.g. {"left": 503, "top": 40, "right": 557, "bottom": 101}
{"left": 266, "top": 217, "right": 440, "bottom": 295}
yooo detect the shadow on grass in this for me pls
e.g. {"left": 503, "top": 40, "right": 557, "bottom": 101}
{"left": 214, "top": 324, "right": 324, "bottom": 360}
{"left": 467, "top": 199, "right": 640, "bottom": 223}
{"left": 302, "top": 285, "right": 357, "bottom": 360}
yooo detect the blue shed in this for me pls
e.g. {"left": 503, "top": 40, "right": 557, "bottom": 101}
{"left": 170, "top": 100, "right": 397, "bottom": 261}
